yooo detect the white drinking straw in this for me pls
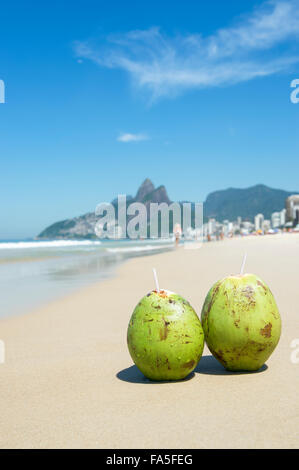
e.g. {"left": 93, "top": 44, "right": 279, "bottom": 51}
{"left": 240, "top": 253, "right": 247, "bottom": 275}
{"left": 152, "top": 268, "right": 160, "bottom": 293}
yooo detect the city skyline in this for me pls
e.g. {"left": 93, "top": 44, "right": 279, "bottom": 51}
{"left": 2, "top": 177, "right": 299, "bottom": 240}
{"left": 34, "top": 177, "right": 299, "bottom": 241}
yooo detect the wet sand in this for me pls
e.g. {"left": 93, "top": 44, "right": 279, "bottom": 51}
{"left": 0, "top": 234, "right": 298, "bottom": 448}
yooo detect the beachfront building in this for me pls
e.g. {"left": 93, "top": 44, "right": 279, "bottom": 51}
{"left": 286, "top": 195, "right": 299, "bottom": 225}
{"left": 271, "top": 209, "right": 286, "bottom": 228}
{"left": 271, "top": 212, "right": 281, "bottom": 228}
{"left": 280, "top": 208, "right": 286, "bottom": 226}
{"left": 241, "top": 220, "right": 254, "bottom": 235}
{"left": 228, "top": 221, "right": 234, "bottom": 234}
{"left": 208, "top": 218, "right": 216, "bottom": 235}
{"left": 263, "top": 219, "right": 271, "bottom": 232}
{"left": 222, "top": 220, "right": 233, "bottom": 237}
{"left": 255, "top": 213, "right": 264, "bottom": 231}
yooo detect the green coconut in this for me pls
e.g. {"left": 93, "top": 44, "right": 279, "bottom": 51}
{"left": 127, "top": 289, "right": 204, "bottom": 381}
{"left": 201, "top": 273, "right": 281, "bottom": 371}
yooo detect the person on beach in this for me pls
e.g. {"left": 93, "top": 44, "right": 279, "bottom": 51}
{"left": 173, "top": 223, "right": 182, "bottom": 248}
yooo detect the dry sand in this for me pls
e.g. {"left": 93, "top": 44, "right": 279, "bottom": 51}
{"left": 0, "top": 234, "right": 298, "bottom": 448}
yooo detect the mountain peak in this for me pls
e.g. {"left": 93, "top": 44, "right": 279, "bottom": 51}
{"left": 135, "top": 178, "right": 155, "bottom": 202}
{"left": 143, "top": 185, "right": 171, "bottom": 204}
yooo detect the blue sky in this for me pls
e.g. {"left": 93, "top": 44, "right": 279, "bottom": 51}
{"left": 0, "top": 0, "right": 298, "bottom": 238}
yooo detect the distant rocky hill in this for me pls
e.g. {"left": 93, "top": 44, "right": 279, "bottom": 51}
{"left": 37, "top": 180, "right": 297, "bottom": 239}
{"left": 204, "top": 184, "right": 295, "bottom": 221}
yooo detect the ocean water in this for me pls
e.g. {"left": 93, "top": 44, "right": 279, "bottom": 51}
{"left": 0, "top": 238, "right": 175, "bottom": 318}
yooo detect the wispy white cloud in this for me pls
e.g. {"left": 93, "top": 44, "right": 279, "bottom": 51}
{"left": 117, "top": 132, "right": 149, "bottom": 142}
{"left": 74, "top": 0, "right": 299, "bottom": 100}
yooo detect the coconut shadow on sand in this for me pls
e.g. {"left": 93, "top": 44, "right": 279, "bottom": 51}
{"left": 116, "top": 355, "right": 267, "bottom": 383}
{"left": 195, "top": 355, "right": 268, "bottom": 375}
{"left": 116, "top": 366, "right": 195, "bottom": 384}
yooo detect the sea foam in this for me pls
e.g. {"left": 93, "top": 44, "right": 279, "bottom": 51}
{"left": 0, "top": 240, "right": 102, "bottom": 250}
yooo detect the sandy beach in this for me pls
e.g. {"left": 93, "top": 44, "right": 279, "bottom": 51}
{"left": 0, "top": 234, "right": 298, "bottom": 449}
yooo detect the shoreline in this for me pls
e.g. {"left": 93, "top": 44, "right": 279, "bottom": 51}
{"left": 0, "top": 234, "right": 285, "bottom": 320}
{"left": 0, "top": 233, "right": 298, "bottom": 448}
{"left": 0, "top": 240, "right": 175, "bottom": 320}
